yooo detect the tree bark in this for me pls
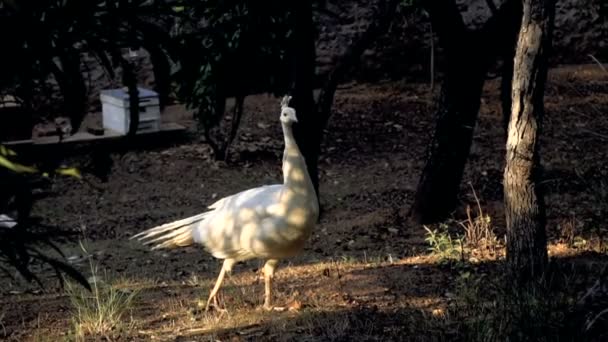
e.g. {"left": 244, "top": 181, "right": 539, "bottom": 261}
{"left": 410, "top": 0, "right": 486, "bottom": 224}
{"left": 411, "top": 0, "right": 521, "bottom": 224}
{"left": 291, "top": 0, "right": 320, "bottom": 196}
{"left": 504, "top": 0, "right": 555, "bottom": 282}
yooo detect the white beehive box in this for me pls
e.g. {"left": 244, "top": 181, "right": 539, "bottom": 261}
{"left": 100, "top": 87, "right": 161, "bottom": 135}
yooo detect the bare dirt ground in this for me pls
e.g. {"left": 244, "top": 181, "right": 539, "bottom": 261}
{"left": 1, "top": 64, "right": 607, "bottom": 341}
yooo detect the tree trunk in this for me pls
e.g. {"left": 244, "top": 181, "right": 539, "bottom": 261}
{"left": 410, "top": 52, "right": 488, "bottom": 224}
{"left": 220, "top": 95, "right": 245, "bottom": 162}
{"left": 204, "top": 94, "right": 227, "bottom": 160}
{"left": 411, "top": 0, "right": 522, "bottom": 224}
{"left": 291, "top": 0, "right": 320, "bottom": 196}
{"left": 410, "top": 0, "right": 484, "bottom": 224}
{"left": 122, "top": 59, "right": 140, "bottom": 138}
{"left": 504, "top": 0, "right": 555, "bottom": 282}
{"left": 146, "top": 43, "right": 172, "bottom": 111}
{"left": 57, "top": 48, "right": 87, "bottom": 134}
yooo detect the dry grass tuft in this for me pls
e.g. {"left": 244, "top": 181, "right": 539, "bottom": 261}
{"left": 64, "top": 244, "right": 140, "bottom": 340}
{"left": 459, "top": 183, "right": 500, "bottom": 257}
{"left": 66, "top": 271, "right": 139, "bottom": 340}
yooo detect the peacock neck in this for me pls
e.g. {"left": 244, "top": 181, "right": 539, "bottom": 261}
{"left": 281, "top": 123, "right": 315, "bottom": 196}
{"left": 282, "top": 122, "right": 298, "bottom": 151}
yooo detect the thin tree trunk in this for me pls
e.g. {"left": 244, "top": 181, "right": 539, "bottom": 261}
{"left": 228, "top": 95, "right": 245, "bottom": 150}
{"left": 146, "top": 43, "right": 171, "bottom": 111}
{"left": 122, "top": 59, "right": 140, "bottom": 137}
{"left": 56, "top": 48, "right": 87, "bottom": 134}
{"left": 206, "top": 95, "right": 226, "bottom": 160}
{"left": 504, "top": 0, "right": 555, "bottom": 282}
{"left": 221, "top": 95, "right": 245, "bottom": 162}
{"left": 411, "top": 0, "right": 521, "bottom": 224}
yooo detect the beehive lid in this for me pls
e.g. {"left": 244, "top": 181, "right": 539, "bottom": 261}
{"left": 100, "top": 87, "right": 159, "bottom": 108}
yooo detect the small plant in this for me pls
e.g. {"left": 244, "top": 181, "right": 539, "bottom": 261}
{"left": 424, "top": 224, "right": 462, "bottom": 261}
{"left": 340, "top": 254, "right": 359, "bottom": 264}
{"left": 573, "top": 271, "right": 608, "bottom": 339}
{"left": 558, "top": 214, "right": 578, "bottom": 247}
{"left": 0, "top": 144, "right": 89, "bottom": 290}
{"left": 573, "top": 236, "right": 589, "bottom": 250}
{"left": 65, "top": 244, "right": 139, "bottom": 340}
{"left": 589, "top": 179, "right": 608, "bottom": 252}
{"left": 459, "top": 183, "right": 498, "bottom": 256}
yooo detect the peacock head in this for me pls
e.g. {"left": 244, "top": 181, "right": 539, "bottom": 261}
{"left": 280, "top": 95, "right": 298, "bottom": 125}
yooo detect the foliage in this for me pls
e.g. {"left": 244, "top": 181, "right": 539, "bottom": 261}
{"left": 454, "top": 272, "right": 564, "bottom": 341}
{"left": 424, "top": 189, "right": 500, "bottom": 263}
{"left": 173, "top": 0, "right": 293, "bottom": 158}
{"left": 0, "top": 0, "right": 179, "bottom": 132}
{"left": 587, "top": 179, "right": 608, "bottom": 253}
{"left": 0, "top": 144, "right": 89, "bottom": 290}
{"left": 572, "top": 167, "right": 608, "bottom": 252}
{"left": 423, "top": 224, "right": 463, "bottom": 261}
{"left": 452, "top": 265, "right": 608, "bottom": 341}
{"left": 175, "top": 0, "right": 293, "bottom": 100}
{"left": 399, "top": 0, "right": 422, "bottom": 9}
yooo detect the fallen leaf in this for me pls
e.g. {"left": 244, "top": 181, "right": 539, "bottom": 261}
{"left": 288, "top": 299, "right": 302, "bottom": 311}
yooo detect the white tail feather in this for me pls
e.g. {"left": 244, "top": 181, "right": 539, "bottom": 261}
{"left": 131, "top": 211, "right": 211, "bottom": 250}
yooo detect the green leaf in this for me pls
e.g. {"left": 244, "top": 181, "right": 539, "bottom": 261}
{"left": 0, "top": 145, "right": 17, "bottom": 157}
{"left": 56, "top": 167, "right": 82, "bottom": 179}
{"left": 0, "top": 155, "right": 38, "bottom": 174}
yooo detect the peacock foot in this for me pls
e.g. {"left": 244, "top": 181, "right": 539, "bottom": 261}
{"left": 193, "top": 296, "right": 228, "bottom": 314}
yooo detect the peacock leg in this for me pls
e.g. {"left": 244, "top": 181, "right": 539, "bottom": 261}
{"left": 263, "top": 259, "right": 280, "bottom": 310}
{"left": 205, "top": 258, "right": 235, "bottom": 311}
